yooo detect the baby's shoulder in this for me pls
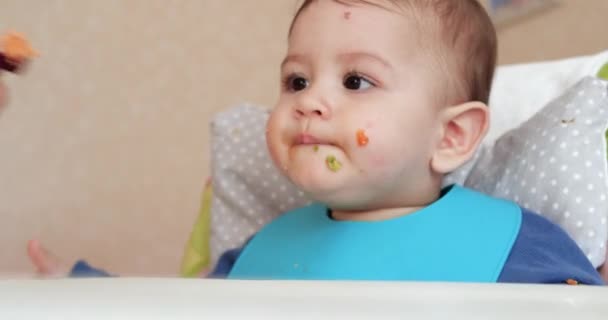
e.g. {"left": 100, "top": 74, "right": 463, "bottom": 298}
{"left": 499, "top": 208, "right": 604, "bottom": 284}
{"left": 513, "top": 209, "right": 588, "bottom": 260}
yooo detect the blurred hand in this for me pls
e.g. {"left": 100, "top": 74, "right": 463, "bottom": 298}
{"left": 27, "top": 239, "right": 69, "bottom": 278}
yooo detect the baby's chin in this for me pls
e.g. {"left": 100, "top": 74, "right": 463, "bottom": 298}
{"left": 287, "top": 166, "right": 368, "bottom": 205}
{"left": 301, "top": 185, "right": 373, "bottom": 211}
{"left": 288, "top": 170, "right": 343, "bottom": 195}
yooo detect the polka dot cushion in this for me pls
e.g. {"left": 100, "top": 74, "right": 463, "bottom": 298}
{"left": 459, "top": 76, "right": 608, "bottom": 267}
{"left": 208, "top": 76, "right": 608, "bottom": 267}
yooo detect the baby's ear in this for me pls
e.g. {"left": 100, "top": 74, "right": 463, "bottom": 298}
{"left": 430, "top": 101, "right": 489, "bottom": 174}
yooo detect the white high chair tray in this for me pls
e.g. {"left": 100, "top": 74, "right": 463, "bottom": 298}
{"left": 0, "top": 278, "right": 606, "bottom": 319}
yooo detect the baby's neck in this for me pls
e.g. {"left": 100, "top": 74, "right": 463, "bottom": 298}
{"left": 331, "top": 206, "right": 424, "bottom": 222}
{"left": 328, "top": 180, "right": 444, "bottom": 222}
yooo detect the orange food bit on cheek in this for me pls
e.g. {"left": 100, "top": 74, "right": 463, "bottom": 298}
{"left": 356, "top": 129, "right": 369, "bottom": 147}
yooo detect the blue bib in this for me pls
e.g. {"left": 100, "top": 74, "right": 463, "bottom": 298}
{"left": 229, "top": 185, "right": 522, "bottom": 282}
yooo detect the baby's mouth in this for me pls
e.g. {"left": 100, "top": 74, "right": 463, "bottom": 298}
{"left": 295, "top": 133, "right": 324, "bottom": 145}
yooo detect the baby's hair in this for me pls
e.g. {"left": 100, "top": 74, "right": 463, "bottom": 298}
{"left": 289, "top": 0, "right": 497, "bottom": 105}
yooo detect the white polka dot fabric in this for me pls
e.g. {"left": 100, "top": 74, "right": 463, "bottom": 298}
{"left": 208, "top": 77, "right": 608, "bottom": 267}
{"left": 458, "top": 77, "right": 608, "bottom": 267}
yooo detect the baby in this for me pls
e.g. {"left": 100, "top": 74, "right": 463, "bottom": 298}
{"left": 29, "top": 0, "right": 604, "bottom": 284}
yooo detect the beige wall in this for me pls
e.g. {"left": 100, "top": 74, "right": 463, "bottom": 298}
{"left": 498, "top": 0, "right": 608, "bottom": 64}
{"left": 0, "top": 0, "right": 607, "bottom": 276}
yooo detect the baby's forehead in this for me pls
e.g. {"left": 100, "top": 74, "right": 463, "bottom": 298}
{"left": 287, "top": 1, "right": 450, "bottom": 76}
{"left": 298, "top": 1, "right": 445, "bottom": 44}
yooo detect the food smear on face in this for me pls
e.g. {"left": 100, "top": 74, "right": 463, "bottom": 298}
{"left": 313, "top": 145, "right": 319, "bottom": 152}
{"left": 326, "top": 155, "right": 342, "bottom": 172}
{"left": 356, "top": 129, "right": 369, "bottom": 147}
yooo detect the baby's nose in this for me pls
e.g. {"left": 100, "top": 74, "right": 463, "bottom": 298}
{"left": 294, "top": 101, "right": 331, "bottom": 119}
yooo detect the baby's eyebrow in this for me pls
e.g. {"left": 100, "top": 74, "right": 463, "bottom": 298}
{"left": 281, "top": 54, "right": 306, "bottom": 70}
{"left": 280, "top": 52, "right": 393, "bottom": 70}
{"left": 337, "top": 52, "right": 393, "bottom": 69}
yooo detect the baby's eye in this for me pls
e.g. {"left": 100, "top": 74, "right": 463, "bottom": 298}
{"left": 343, "top": 74, "right": 374, "bottom": 91}
{"left": 284, "top": 75, "right": 309, "bottom": 92}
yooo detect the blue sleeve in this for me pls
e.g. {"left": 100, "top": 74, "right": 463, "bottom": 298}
{"left": 207, "top": 247, "right": 243, "bottom": 278}
{"left": 498, "top": 209, "right": 604, "bottom": 285}
{"left": 69, "top": 260, "right": 112, "bottom": 277}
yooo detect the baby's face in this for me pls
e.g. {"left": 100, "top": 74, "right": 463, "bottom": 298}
{"left": 266, "top": 0, "right": 444, "bottom": 210}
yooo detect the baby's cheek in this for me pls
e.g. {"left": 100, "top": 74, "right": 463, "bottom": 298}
{"left": 354, "top": 141, "right": 397, "bottom": 175}
{"left": 350, "top": 128, "right": 377, "bottom": 165}
{"left": 369, "top": 152, "right": 387, "bottom": 168}
{"left": 348, "top": 123, "right": 399, "bottom": 175}
{"left": 265, "top": 116, "right": 286, "bottom": 169}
